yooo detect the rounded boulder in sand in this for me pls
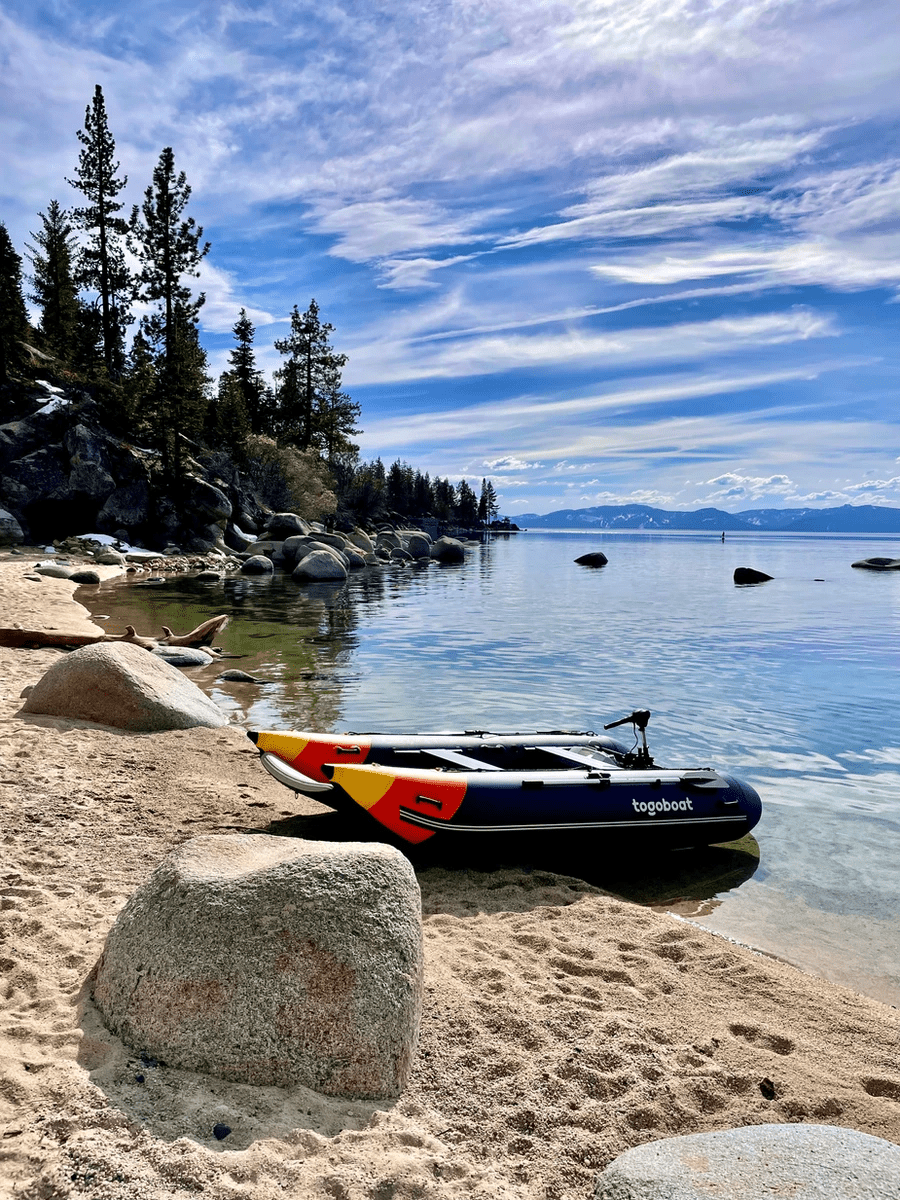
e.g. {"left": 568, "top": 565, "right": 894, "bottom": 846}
{"left": 91, "top": 833, "right": 423, "bottom": 1098}
{"left": 21, "top": 640, "right": 227, "bottom": 731}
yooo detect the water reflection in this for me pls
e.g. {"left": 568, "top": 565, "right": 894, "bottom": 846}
{"left": 79, "top": 530, "right": 900, "bottom": 1002}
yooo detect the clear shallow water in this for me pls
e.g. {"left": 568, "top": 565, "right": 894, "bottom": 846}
{"left": 86, "top": 530, "right": 900, "bottom": 1004}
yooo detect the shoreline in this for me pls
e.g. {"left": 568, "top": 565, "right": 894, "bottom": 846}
{"left": 1, "top": 555, "right": 899, "bottom": 1198}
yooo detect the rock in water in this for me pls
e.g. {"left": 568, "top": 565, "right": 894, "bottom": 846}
{"left": 240, "top": 554, "right": 275, "bottom": 575}
{"left": 151, "top": 645, "right": 213, "bottom": 667}
{"left": 429, "top": 536, "right": 465, "bottom": 563}
{"left": 734, "top": 566, "right": 773, "bottom": 584}
{"left": 91, "top": 834, "right": 423, "bottom": 1098}
{"left": 292, "top": 549, "right": 348, "bottom": 581}
{"left": 851, "top": 557, "right": 900, "bottom": 571}
{"left": 21, "top": 641, "right": 227, "bottom": 731}
{"left": 574, "top": 551, "right": 608, "bottom": 567}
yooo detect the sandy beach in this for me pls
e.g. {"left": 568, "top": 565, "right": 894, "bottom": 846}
{"left": 1, "top": 556, "right": 899, "bottom": 1199}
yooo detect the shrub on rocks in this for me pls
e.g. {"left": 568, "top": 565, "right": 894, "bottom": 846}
{"left": 21, "top": 642, "right": 227, "bottom": 731}
{"left": 91, "top": 833, "right": 423, "bottom": 1098}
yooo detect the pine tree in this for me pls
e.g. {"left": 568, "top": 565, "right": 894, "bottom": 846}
{"left": 130, "top": 147, "right": 210, "bottom": 478}
{"left": 315, "top": 355, "right": 361, "bottom": 463}
{"left": 208, "top": 370, "right": 250, "bottom": 457}
{"left": 432, "top": 477, "right": 455, "bottom": 521}
{"left": 153, "top": 302, "right": 211, "bottom": 477}
{"left": 67, "top": 85, "right": 132, "bottom": 378}
{"left": 130, "top": 146, "right": 210, "bottom": 364}
{"left": 0, "top": 221, "right": 28, "bottom": 384}
{"left": 273, "top": 299, "right": 350, "bottom": 453}
{"left": 120, "top": 328, "right": 157, "bottom": 432}
{"left": 229, "top": 308, "right": 268, "bottom": 433}
{"left": 478, "top": 477, "right": 499, "bottom": 524}
{"left": 455, "top": 479, "right": 478, "bottom": 526}
{"left": 386, "top": 459, "right": 414, "bottom": 515}
{"left": 413, "top": 470, "right": 433, "bottom": 514}
{"left": 27, "top": 200, "right": 81, "bottom": 362}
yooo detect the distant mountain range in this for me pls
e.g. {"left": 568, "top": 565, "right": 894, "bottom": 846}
{"left": 513, "top": 504, "right": 900, "bottom": 534}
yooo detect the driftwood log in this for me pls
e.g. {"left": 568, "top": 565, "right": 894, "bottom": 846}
{"left": 0, "top": 629, "right": 104, "bottom": 649}
{"left": 102, "top": 625, "right": 158, "bottom": 650}
{"left": 160, "top": 615, "right": 229, "bottom": 648}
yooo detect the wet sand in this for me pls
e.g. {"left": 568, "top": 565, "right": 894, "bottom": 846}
{"left": 1, "top": 556, "right": 899, "bottom": 1199}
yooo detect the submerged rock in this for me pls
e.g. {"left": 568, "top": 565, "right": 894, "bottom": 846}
{"left": 851, "top": 557, "right": 900, "bottom": 571}
{"left": 575, "top": 551, "right": 608, "bottom": 567}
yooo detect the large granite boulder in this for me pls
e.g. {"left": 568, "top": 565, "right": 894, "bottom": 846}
{"left": 96, "top": 481, "right": 152, "bottom": 532}
{"left": 185, "top": 475, "right": 232, "bottom": 524}
{"left": 264, "top": 512, "right": 311, "bottom": 540}
{"left": 21, "top": 642, "right": 227, "bottom": 731}
{"left": 593, "top": 1124, "right": 900, "bottom": 1199}
{"left": 240, "top": 554, "right": 275, "bottom": 575}
{"left": 0, "top": 506, "right": 24, "bottom": 545}
{"left": 91, "top": 834, "right": 423, "bottom": 1098}
{"left": 575, "top": 551, "right": 608, "bottom": 567}
{"left": 430, "top": 536, "right": 465, "bottom": 563}
{"left": 406, "top": 533, "right": 432, "bottom": 559}
{"left": 346, "top": 529, "right": 374, "bottom": 555}
{"left": 292, "top": 549, "right": 348, "bottom": 582}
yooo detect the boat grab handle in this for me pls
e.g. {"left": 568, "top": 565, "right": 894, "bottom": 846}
{"left": 334, "top": 745, "right": 362, "bottom": 754}
{"left": 415, "top": 794, "right": 443, "bottom": 810}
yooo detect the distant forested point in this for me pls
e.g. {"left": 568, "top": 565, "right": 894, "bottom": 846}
{"left": 516, "top": 504, "right": 900, "bottom": 535}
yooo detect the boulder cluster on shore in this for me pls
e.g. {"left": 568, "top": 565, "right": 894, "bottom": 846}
{"left": 6, "top": 514, "right": 468, "bottom": 586}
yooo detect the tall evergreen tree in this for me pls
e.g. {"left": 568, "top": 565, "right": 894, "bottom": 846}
{"left": 315, "top": 355, "right": 361, "bottom": 463}
{"left": 120, "top": 328, "right": 156, "bottom": 431}
{"left": 27, "top": 200, "right": 81, "bottom": 362}
{"left": 130, "top": 146, "right": 210, "bottom": 366}
{"left": 455, "top": 479, "right": 479, "bottom": 526}
{"left": 229, "top": 308, "right": 267, "bottom": 433}
{"left": 0, "top": 221, "right": 28, "bottom": 384}
{"left": 478, "top": 477, "right": 499, "bottom": 524}
{"left": 150, "top": 301, "right": 211, "bottom": 476}
{"left": 273, "top": 299, "right": 350, "bottom": 452}
{"left": 208, "top": 370, "right": 250, "bottom": 457}
{"left": 130, "top": 147, "right": 210, "bottom": 478}
{"left": 386, "top": 459, "right": 413, "bottom": 515}
{"left": 432, "top": 476, "right": 455, "bottom": 521}
{"left": 67, "top": 85, "right": 132, "bottom": 377}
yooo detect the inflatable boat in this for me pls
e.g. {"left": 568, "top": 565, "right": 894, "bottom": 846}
{"left": 248, "top": 711, "right": 762, "bottom": 847}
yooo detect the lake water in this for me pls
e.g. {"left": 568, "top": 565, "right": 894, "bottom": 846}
{"left": 84, "top": 530, "right": 900, "bottom": 1006}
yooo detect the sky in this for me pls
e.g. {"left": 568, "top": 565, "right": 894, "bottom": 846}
{"left": 2, "top": 0, "right": 899, "bottom": 517}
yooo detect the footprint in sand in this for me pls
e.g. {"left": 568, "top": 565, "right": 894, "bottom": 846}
{"left": 861, "top": 1077, "right": 900, "bottom": 1101}
{"left": 728, "top": 1022, "right": 795, "bottom": 1055}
